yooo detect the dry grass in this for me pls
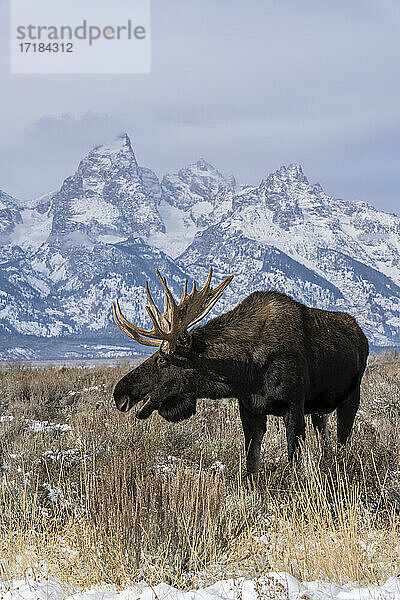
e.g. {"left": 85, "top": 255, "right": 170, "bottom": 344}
{"left": 0, "top": 352, "right": 399, "bottom": 588}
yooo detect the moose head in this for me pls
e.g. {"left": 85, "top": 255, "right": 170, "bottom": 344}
{"left": 112, "top": 267, "right": 233, "bottom": 422}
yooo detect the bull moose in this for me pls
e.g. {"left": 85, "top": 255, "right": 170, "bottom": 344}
{"left": 112, "top": 268, "right": 369, "bottom": 473}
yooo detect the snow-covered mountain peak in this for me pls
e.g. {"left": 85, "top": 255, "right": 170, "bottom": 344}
{"left": 89, "top": 132, "right": 135, "bottom": 161}
{"left": 47, "top": 134, "right": 164, "bottom": 250}
{"left": 76, "top": 132, "right": 141, "bottom": 185}
{"left": 272, "top": 163, "right": 308, "bottom": 184}
{"left": 195, "top": 157, "right": 214, "bottom": 170}
{"left": 147, "top": 158, "right": 235, "bottom": 258}
{"left": 261, "top": 163, "right": 310, "bottom": 193}
{"left": 191, "top": 157, "right": 236, "bottom": 185}
{"left": 313, "top": 182, "right": 324, "bottom": 193}
{"left": 161, "top": 159, "right": 235, "bottom": 212}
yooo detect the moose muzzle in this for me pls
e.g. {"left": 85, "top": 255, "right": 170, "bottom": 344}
{"left": 135, "top": 395, "right": 158, "bottom": 419}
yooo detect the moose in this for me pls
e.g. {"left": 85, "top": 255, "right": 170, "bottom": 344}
{"left": 112, "top": 268, "right": 369, "bottom": 474}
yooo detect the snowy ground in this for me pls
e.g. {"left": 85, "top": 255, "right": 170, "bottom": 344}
{"left": 2, "top": 573, "right": 400, "bottom": 600}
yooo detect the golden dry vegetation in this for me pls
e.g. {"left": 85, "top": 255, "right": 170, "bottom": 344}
{"left": 0, "top": 352, "right": 399, "bottom": 588}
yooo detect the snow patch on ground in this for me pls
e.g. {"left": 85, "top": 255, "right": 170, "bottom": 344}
{"left": 2, "top": 573, "right": 400, "bottom": 600}
{"left": 27, "top": 419, "right": 71, "bottom": 433}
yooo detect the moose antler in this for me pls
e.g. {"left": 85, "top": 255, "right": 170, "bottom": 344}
{"left": 112, "top": 267, "right": 233, "bottom": 354}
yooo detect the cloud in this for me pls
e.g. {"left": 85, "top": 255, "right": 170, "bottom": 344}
{"left": 0, "top": 0, "right": 399, "bottom": 213}
{"left": 26, "top": 112, "right": 124, "bottom": 146}
{"left": 0, "top": 113, "right": 125, "bottom": 201}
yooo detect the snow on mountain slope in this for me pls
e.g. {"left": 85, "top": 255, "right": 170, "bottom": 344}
{"left": 31, "top": 237, "right": 188, "bottom": 333}
{"left": 180, "top": 165, "right": 400, "bottom": 347}
{"left": 232, "top": 164, "right": 400, "bottom": 286}
{"left": 148, "top": 200, "right": 200, "bottom": 258}
{"left": 0, "top": 246, "right": 66, "bottom": 337}
{"left": 148, "top": 159, "right": 234, "bottom": 258}
{"left": 0, "top": 134, "right": 399, "bottom": 358}
{"left": 179, "top": 225, "right": 344, "bottom": 310}
{"left": 0, "top": 234, "right": 188, "bottom": 342}
{"left": 331, "top": 198, "right": 400, "bottom": 285}
{"left": 11, "top": 205, "right": 53, "bottom": 250}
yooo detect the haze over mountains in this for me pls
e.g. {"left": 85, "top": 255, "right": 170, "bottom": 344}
{"left": 0, "top": 133, "right": 399, "bottom": 360}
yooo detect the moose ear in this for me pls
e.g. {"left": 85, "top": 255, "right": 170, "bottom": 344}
{"left": 177, "top": 332, "right": 193, "bottom": 351}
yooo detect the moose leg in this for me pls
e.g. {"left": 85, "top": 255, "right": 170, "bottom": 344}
{"left": 239, "top": 401, "right": 266, "bottom": 475}
{"left": 336, "top": 386, "right": 360, "bottom": 446}
{"left": 284, "top": 403, "right": 306, "bottom": 462}
{"left": 311, "top": 413, "right": 329, "bottom": 440}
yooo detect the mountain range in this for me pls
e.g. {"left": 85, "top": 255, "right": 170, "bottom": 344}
{"left": 0, "top": 133, "right": 399, "bottom": 360}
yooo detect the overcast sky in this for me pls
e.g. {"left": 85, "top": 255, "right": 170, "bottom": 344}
{"left": 0, "top": 0, "right": 399, "bottom": 214}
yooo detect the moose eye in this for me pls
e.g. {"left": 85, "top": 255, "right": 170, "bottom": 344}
{"left": 157, "top": 356, "right": 168, "bottom": 368}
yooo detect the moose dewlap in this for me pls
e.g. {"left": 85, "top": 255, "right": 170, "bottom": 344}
{"left": 112, "top": 267, "right": 369, "bottom": 473}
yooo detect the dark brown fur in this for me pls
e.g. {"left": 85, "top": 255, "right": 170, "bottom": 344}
{"left": 113, "top": 291, "right": 369, "bottom": 472}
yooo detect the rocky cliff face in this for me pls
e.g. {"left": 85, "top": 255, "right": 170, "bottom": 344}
{"left": 0, "top": 190, "right": 23, "bottom": 243}
{"left": 0, "top": 134, "right": 399, "bottom": 360}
